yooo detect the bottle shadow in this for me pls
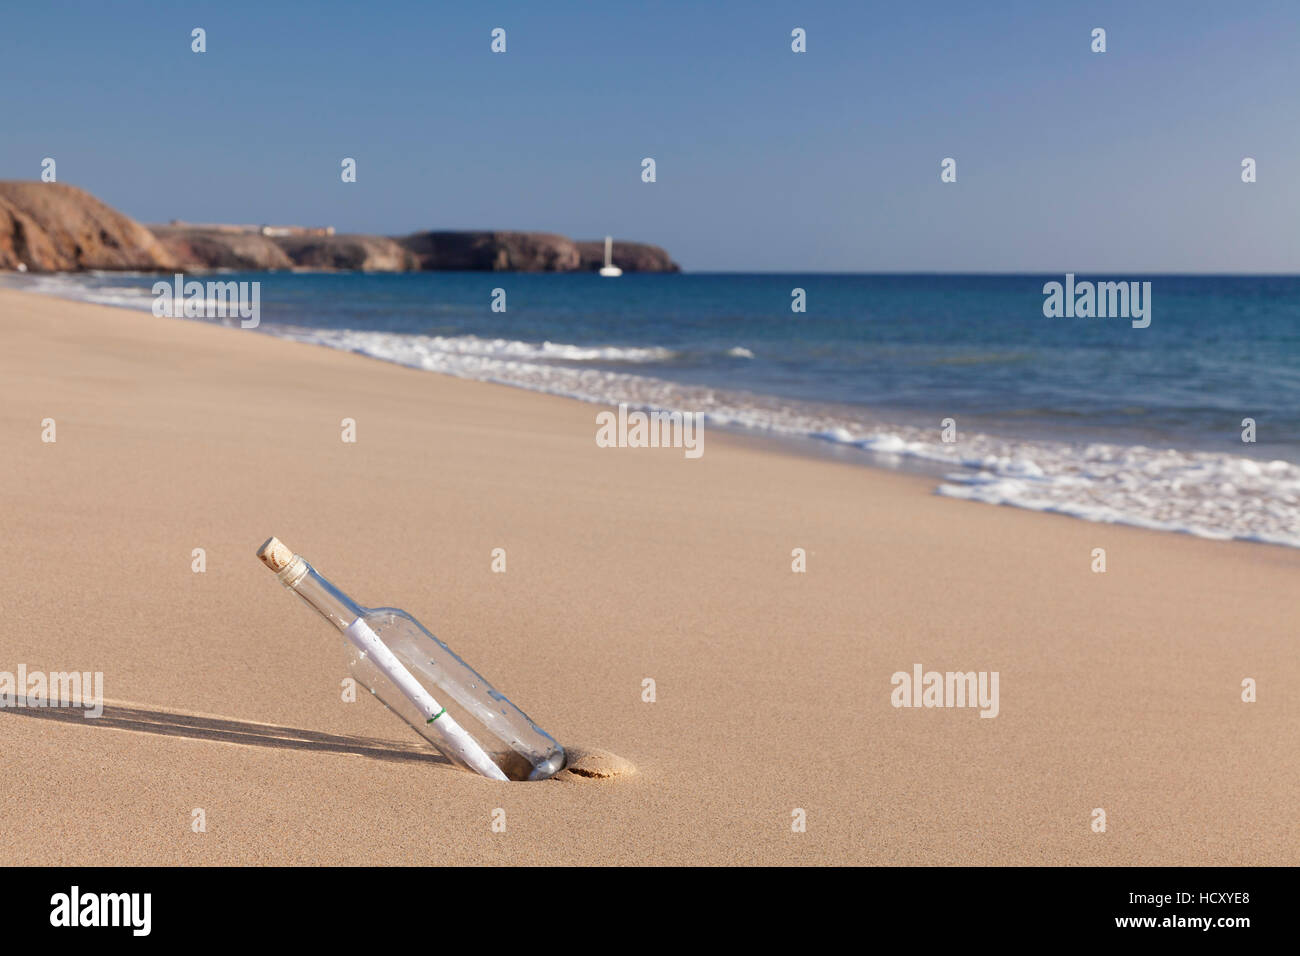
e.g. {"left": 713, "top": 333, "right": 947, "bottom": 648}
{"left": 2, "top": 697, "right": 450, "bottom": 767}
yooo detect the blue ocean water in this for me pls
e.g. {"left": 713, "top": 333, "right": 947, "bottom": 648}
{"left": 6, "top": 270, "right": 1299, "bottom": 545}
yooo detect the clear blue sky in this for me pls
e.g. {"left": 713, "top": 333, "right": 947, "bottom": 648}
{"left": 2, "top": 0, "right": 1296, "bottom": 272}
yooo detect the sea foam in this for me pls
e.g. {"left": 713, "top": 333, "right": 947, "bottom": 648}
{"left": 7, "top": 273, "right": 1297, "bottom": 548}
{"left": 275, "top": 325, "right": 1300, "bottom": 548}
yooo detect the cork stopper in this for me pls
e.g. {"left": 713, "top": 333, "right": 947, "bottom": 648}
{"left": 257, "top": 536, "right": 294, "bottom": 573}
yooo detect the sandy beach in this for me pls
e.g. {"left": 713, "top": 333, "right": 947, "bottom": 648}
{"left": 1, "top": 285, "right": 1296, "bottom": 865}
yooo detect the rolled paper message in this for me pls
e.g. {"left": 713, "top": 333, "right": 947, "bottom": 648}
{"left": 341, "top": 616, "right": 508, "bottom": 781}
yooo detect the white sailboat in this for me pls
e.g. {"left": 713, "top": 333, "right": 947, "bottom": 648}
{"left": 599, "top": 235, "right": 622, "bottom": 277}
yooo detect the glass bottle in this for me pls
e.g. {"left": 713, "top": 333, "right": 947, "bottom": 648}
{"left": 257, "top": 537, "right": 565, "bottom": 781}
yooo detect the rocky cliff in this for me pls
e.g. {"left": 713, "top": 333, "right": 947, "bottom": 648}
{"left": 149, "top": 225, "right": 294, "bottom": 271}
{"left": 0, "top": 182, "right": 174, "bottom": 272}
{"left": 397, "top": 233, "right": 679, "bottom": 273}
{"left": 273, "top": 234, "right": 418, "bottom": 272}
{"left": 397, "top": 231, "right": 582, "bottom": 272}
{"left": 0, "top": 182, "right": 680, "bottom": 273}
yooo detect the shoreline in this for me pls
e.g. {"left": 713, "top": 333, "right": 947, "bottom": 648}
{"left": 2, "top": 286, "right": 1298, "bottom": 865}
{"left": 4, "top": 274, "right": 1299, "bottom": 551}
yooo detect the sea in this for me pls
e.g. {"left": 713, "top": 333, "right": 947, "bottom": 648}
{"left": 4, "top": 270, "right": 1298, "bottom": 547}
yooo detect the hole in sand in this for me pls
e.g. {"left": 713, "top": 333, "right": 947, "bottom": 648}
{"left": 554, "top": 745, "right": 636, "bottom": 781}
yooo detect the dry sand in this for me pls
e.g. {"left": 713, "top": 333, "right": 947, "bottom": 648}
{"left": 1, "top": 286, "right": 1296, "bottom": 865}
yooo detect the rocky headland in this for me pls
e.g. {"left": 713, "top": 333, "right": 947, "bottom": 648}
{"left": 0, "top": 182, "right": 679, "bottom": 274}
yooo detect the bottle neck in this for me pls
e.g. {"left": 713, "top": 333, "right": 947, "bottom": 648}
{"left": 281, "top": 559, "right": 364, "bottom": 630}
